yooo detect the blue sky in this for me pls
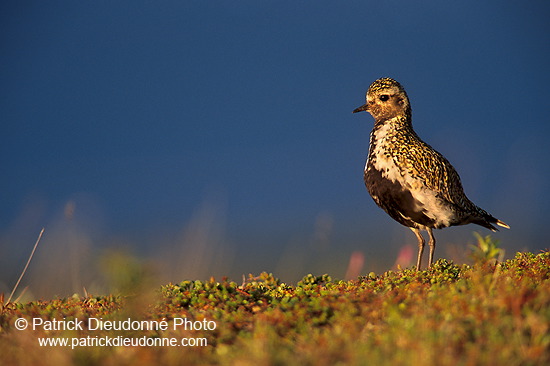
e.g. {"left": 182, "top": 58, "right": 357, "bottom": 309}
{"left": 1, "top": 1, "right": 549, "bottom": 295}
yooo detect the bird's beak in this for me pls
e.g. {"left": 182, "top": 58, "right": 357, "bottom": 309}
{"left": 353, "top": 104, "right": 369, "bottom": 113}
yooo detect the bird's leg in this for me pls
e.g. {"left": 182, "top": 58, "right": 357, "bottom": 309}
{"left": 411, "top": 228, "right": 425, "bottom": 271}
{"left": 427, "top": 228, "right": 436, "bottom": 268}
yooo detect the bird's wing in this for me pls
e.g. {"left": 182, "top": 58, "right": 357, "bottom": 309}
{"left": 390, "top": 132, "right": 509, "bottom": 230}
{"left": 394, "top": 137, "right": 470, "bottom": 208}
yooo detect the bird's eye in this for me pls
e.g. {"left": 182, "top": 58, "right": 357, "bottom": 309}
{"left": 379, "top": 95, "right": 389, "bottom": 101}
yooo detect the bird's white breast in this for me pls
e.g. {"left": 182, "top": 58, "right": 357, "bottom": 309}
{"left": 367, "top": 122, "right": 405, "bottom": 183}
{"left": 367, "top": 123, "right": 455, "bottom": 228}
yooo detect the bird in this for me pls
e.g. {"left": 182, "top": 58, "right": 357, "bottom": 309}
{"left": 352, "top": 77, "right": 509, "bottom": 270}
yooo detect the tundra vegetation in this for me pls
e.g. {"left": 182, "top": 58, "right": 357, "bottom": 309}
{"left": 1, "top": 237, "right": 549, "bottom": 365}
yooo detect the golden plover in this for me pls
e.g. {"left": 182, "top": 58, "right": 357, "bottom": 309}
{"left": 353, "top": 77, "right": 509, "bottom": 270}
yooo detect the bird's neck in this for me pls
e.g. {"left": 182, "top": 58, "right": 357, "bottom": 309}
{"left": 371, "top": 114, "right": 413, "bottom": 139}
{"left": 368, "top": 114, "right": 416, "bottom": 159}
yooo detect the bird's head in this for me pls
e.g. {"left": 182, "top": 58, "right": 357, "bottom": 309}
{"left": 353, "top": 77, "right": 411, "bottom": 122}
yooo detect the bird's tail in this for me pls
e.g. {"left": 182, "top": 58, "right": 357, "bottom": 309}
{"left": 480, "top": 217, "right": 510, "bottom": 232}
{"left": 495, "top": 219, "right": 510, "bottom": 229}
{"left": 470, "top": 209, "right": 510, "bottom": 232}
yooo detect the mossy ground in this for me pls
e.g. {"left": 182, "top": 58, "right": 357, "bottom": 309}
{"left": 1, "top": 251, "right": 549, "bottom": 365}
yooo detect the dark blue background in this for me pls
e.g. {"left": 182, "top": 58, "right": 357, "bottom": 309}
{"left": 2, "top": 1, "right": 549, "bottom": 297}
